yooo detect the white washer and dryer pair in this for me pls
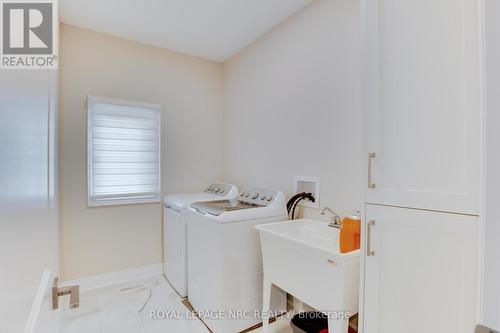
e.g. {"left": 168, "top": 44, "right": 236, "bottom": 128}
{"left": 162, "top": 183, "right": 238, "bottom": 297}
{"left": 187, "top": 187, "right": 288, "bottom": 333}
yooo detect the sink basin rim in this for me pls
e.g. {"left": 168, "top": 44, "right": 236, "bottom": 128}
{"left": 256, "top": 219, "right": 360, "bottom": 258}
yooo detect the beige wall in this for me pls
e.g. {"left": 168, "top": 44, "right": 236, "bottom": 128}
{"left": 223, "top": 0, "right": 363, "bottom": 218}
{"left": 59, "top": 24, "right": 224, "bottom": 280}
{"left": 59, "top": 0, "right": 362, "bottom": 279}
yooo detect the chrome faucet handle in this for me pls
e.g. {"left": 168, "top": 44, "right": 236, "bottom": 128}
{"left": 321, "top": 207, "right": 342, "bottom": 228}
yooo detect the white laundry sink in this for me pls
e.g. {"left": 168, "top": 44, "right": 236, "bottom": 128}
{"left": 256, "top": 219, "right": 360, "bottom": 333}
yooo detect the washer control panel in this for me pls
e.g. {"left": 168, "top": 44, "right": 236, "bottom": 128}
{"left": 238, "top": 187, "right": 278, "bottom": 206}
{"left": 205, "top": 183, "right": 232, "bottom": 196}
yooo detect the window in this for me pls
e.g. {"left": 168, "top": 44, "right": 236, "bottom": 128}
{"left": 87, "top": 96, "right": 161, "bottom": 206}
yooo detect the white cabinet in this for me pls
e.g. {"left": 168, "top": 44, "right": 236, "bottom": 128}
{"left": 363, "top": 205, "right": 478, "bottom": 333}
{"left": 363, "top": 0, "right": 481, "bottom": 215}
{"left": 361, "top": 1, "right": 482, "bottom": 332}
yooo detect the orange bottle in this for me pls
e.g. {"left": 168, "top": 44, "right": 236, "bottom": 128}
{"left": 340, "top": 211, "right": 361, "bottom": 253}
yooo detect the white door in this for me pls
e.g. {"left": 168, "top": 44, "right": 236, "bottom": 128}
{"left": 363, "top": 204, "right": 478, "bottom": 333}
{"left": 163, "top": 204, "right": 187, "bottom": 297}
{"left": 363, "top": 0, "right": 481, "bottom": 215}
{"left": 0, "top": 70, "right": 59, "bottom": 333}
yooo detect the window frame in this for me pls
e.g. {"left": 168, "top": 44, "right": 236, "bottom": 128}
{"left": 86, "top": 95, "right": 162, "bottom": 207}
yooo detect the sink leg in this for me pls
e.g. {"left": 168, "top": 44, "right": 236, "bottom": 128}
{"left": 328, "top": 318, "right": 349, "bottom": 333}
{"left": 262, "top": 279, "right": 271, "bottom": 332}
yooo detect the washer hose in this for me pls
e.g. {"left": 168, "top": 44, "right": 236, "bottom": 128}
{"left": 287, "top": 192, "right": 315, "bottom": 219}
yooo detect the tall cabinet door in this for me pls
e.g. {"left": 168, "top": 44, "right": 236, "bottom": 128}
{"left": 363, "top": 205, "right": 478, "bottom": 333}
{"left": 363, "top": 0, "right": 481, "bottom": 215}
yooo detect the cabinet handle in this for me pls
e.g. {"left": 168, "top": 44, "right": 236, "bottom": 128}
{"left": 327, "top": 259, "right": 337, "bottom": 266}
{"left": 368, "top": 153, "right": 376, "bottom": 188}
{"left": 165, "top": 204, "right": 181, "bottom": 214}
{"left": 367, "top": 220, "right": 375, "bottom": 256}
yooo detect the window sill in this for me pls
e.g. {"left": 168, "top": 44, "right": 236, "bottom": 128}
{"left": 87, "top": 196, "right": 161, "bottom": 208}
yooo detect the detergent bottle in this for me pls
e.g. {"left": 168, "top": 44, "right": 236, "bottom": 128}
{"left": 339, "top": 210, "right": 361, "bottom": 253}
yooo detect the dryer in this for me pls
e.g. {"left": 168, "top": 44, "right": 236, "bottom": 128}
{"left": 163, "top": 183, "right": 238, "bottom": 297}
{"left": 187, "top": 187, "right": 288, "bottom": 333}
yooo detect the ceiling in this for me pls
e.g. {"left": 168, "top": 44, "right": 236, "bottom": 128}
{"left": 59, "top": 0, "right": 313, "bottom": 62}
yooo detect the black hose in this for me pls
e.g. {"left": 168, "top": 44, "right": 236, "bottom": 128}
{"left": 286, "top": 193, "right": 306, "bottom": 213}
{"left": 290, "top": 197, "right": 304, "bottom": 220}
{"left": 288, "top": 193, "right": 315, "bottom": 219}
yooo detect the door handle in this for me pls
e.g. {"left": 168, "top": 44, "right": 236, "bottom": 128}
{"left": 367, "top": 220, "right": 375, "bottom": 256}
{"left": 165, "top": 204, "right": 181, "bottom": 214}
{"left": 368, "top": 153, "right": 376, "bottom": 188}
{"left": 327, "top": 259, "right": 337, "bottom": 266}
{"left": 193, "top": 208, "right": 206, "bottom": 215}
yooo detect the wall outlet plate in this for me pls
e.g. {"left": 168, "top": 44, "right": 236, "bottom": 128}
{"left": 294, "top": 176, "right": 319, "bottom": 209}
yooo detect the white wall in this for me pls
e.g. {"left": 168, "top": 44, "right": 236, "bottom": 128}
{"left": 482, "top": 0, "right": 500, "bottom": 329}
{"left": 59, "top": 24, "right": 224, "bottom": 280}
{"left": 223, "top": 0, "right": 363, "bottom": 218}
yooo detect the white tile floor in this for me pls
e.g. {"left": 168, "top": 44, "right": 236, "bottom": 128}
{"left": 59, "top": 275, "right": 292, "bottom": 333}
{"left": 251, "top": 319, "right": 292, "bottom": 333}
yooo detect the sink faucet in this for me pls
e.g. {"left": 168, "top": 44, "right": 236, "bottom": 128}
{"left": 321, "top": 207, "right": 342, "bottom": 228}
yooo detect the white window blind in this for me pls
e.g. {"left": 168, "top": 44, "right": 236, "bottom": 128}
{"left": 87, "top": 96, "right": 161, "bottom": 206}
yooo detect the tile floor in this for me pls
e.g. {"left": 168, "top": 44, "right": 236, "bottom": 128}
{"left": 59, "top": 275, "right": 292, "bottom": 333}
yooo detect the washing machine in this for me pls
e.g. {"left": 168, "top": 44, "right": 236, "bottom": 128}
{"left": 163, "top": 183, "right": 238, "bottom": 298}
{"left": 187, "top": 187, "right": 288, "bottom": 333}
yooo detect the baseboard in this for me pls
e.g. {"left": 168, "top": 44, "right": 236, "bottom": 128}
{"left": 62, "top": 263, "right": 163, "bottom": 291}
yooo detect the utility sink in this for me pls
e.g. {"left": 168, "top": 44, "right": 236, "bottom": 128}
{"left": 256, "top": 219, "right": 360, "bottom": 333}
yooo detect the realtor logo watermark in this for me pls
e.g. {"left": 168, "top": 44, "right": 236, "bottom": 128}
{"left": 1, "top": 0, "right": 58, "bottom": 69}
